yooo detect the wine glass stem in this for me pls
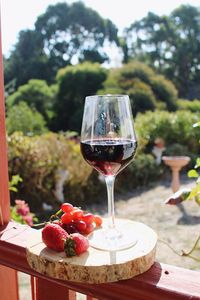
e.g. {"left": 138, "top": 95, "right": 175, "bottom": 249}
{"left": 105, "top": 175, "right": 116, "bottom": 229}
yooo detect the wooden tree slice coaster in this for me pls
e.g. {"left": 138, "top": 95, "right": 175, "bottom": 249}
{"left": 26, "top": 219, "right": 157, "bottom": 284}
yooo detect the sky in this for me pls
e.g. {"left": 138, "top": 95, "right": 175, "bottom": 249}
{"left": 1, "top": 0, "right": 200, "bottom": 56}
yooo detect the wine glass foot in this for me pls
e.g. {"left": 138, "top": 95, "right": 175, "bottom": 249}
{"left": 88, "top": 224, "right": 138, "bottom": 251}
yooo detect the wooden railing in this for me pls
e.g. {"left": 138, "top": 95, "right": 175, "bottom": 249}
{"left": 0, "top": 221, "right": 200, "bottom": 300}
{"left": 0, "top": 11, "right": 200, "bottom": 300}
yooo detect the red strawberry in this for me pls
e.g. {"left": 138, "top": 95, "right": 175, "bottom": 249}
{"left": 64, "top": 233, "right": 89, "bottom": 257}
{"left": 42, "top": 223, "right": 68, "bottom": 252}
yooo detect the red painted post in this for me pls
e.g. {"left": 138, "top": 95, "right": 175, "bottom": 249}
{"left": 33, "top": 277, "right": 76, "bottom": 300}
{"left": 0, "top": 7, "right": 19, "bottom": 300}
{"left": 0, "top": 266, "right": 19, "bottom": 300}
{"left": 0, "top": 3, "right": 10, "bottom": 226}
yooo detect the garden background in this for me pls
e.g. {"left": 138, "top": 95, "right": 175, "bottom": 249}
{"left": 3, "top": 2, "right": 200, "bottom": 226}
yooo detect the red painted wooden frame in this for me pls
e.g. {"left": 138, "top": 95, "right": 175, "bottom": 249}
{"left": 0, "top": 221, "right": 200, "bottom": 300}
{"left": 0, "top": 7, "right": 200, "bottom": 300}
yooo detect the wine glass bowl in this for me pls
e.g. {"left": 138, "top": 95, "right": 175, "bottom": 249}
{"left": 80, "top": 95, "right": 137, "bottom": 251}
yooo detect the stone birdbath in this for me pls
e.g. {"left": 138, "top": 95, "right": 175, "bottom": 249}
{"left": 162, "top": 156, "right": 191, "bottom": 193}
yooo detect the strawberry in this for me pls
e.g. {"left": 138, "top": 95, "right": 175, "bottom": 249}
{"left": 42, "top": 223, "right": 68, "bottom": 252}
{"left": 64, "top": 233, "right": 89, "bottom": 257}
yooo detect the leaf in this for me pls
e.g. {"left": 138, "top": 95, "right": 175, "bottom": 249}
{"left": 195, "top": 158, "right": 200, "bottom": 168}
{"left": 188, "top": 186, "right": 199, "bottom": 199}
{"left": 165, "top": 189, "right": 191, "bottom": 205}
{"left": 193, "top": 122, "right": 200, "bottom": 128}
{"left": 188, "top": 169, "right": 199, "bottom": 178}
{"left": 9, "top": 187, "right": 18, "bottom": 192}
{"left": 195, "top": 195, "right": 200, "bottom": 206}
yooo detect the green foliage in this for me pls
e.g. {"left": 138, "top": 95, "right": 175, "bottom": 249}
{"left": 177, "top": 99, "right": 200, "bottom": 112}
{"left": 117, "top": 154, "right": 163, "bottom": 190}
{"left": 6, "top": 102, "right": 47, "bottom": 136}
{"left": 7, "top": 130, "right": 163, "bottom": 212}
{"left": 164, "top": 143, "right": 189, "bottom": 156}
{"left": 7, "top": 132, "right": 97, "bottom": 210}
{"left": 186, "top": 122, "right": 200, "bottom": 205}
{"left": 4, "top": 29, "right": 49, "bottom": 89}
{"left": 9, "top": 175, "right": 23, "bottom": 192}
{"left": 125, "top": 5, "right": 200, "bottom": 99}
{"left": 4, "top": 2, "right": 118, "bottom": 89}
{"left": 128, "top": 81, "right": 157, "bottom": 115}
{"left": 150, "top": 75, "right": 177, "bottom": 111}
{"left": 135, "top": 110, "right": 200, "bottom": 154}
{"left": 7, "top": 108, "right": 200, "bottom": 213}
{"left": 100, "top": 62, "right": 178, "bottom": 114}
{"left": 53, "top": 62, "right": 107, "bottom": 132}
{"left": 6, "top": 79, "right": 56, "bottom": 126}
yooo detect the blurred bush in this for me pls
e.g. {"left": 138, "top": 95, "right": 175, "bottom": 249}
{"left": 164, "top": 143, "right": 190, "bottom": 156}
{"left": 6, "top": 101, "right": 47, "bottom": 135}
{"left": 52, "top": 62, "right": 107, "bottom": 132}
{"left": 135, "top": 110, "right": 200, "bottom": 154}
{"left": 177, "top": 99, "right": 200, "bottom": 112}
{"left": 7, "top": 131, "right": 162, "bottom": 213}
{"left": 7, "top": 110, "right": 200, "bottom": 214}
{"left": 99, "top": 61, "right": 178, "bottom": 114}
{"left": 116, "top": 154, "right": 163, "bottom": 191}
{"left": 6, "top": 79, "right": 56, "bottom": 127}
{"left": 7, "top": 132, "right": 104, "bottom": 212}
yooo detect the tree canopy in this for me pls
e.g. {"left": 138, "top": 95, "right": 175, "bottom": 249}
{"left": 52, "top": 62, "right": 107, "bottom": 132}
{"left": 4, "top": 2, "right": 118, "bottom": 90}
{"left": 124, "top": 5, "right": 200, "bottom": 98}
{"left": 6, "top": 101, "right": 47, "bottom": 136}
{"left": 99, "top": 61, "right": 178, "bottom": 115}
{"left": 6, "top": 79, "right": 56, "bottom": 126}
{"left": 5, "top": 3, "right": 200, "bottom": 99}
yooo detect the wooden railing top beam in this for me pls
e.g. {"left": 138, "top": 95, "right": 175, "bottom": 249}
{"left": 0, "top": 221, "right": 200, "bottom": 300}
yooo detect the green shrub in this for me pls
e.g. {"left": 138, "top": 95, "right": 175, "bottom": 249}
{"left": 117, "top": 154, "right": 163, "bottom": 190}
{"left": 128, "top": 80, "right": 157, "bottom": 115}
{"left": 99, "top": 61, "right": 178, "bottom": 114}
{"left": 135, "top": 110, "right": 200, "bottom": 154}
{"left": 7, "top": 132, "right": 103, "bottom": 212}
{"left": 9, "top": 109, "right": 200, "bottom": 214}
{"left": 6, "top": 102, "right": 47, "bottom": 135}
{"left": 53, "top": 62, "right": 107, "bottom": 132}
{"left": 6, "top": 79, "right": 56, "bottom": 126}
{"left": 150, "top": 75, "right": 177, "bottom": 111}
{"left": 177, "top": 99, "right": 200, "bottom": 112}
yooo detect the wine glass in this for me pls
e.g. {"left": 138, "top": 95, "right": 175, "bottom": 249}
{"left": 80, "top": 95, "right": 137, "bottom": 251}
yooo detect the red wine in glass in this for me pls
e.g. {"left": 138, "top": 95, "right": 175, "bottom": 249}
{"left": 81, "top": 139, "right": 137, "bottom": 176}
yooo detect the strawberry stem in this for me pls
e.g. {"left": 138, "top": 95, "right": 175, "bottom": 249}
{"left": 32, "top": 222, "right": 47, "bottom": 229}
{"left": 49, "top": 209, "right": 63, "bottom": 221}
{"left": 32, "top": 209, "right": 63, "bottom": 229}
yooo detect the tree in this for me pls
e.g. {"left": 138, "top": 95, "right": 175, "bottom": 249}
{"left": 52, "top": 62, "right": 107, "bottom": 132}
{"left": 4, "top": 30, "right": 51, "bottom": 89}
{"left": 124, "top": 5, "right": 200, "bottom": 98}
{"left": 4, "top": 2, "right": 118, "bottom": 89}
{"left": 99, "top": 61, "right": 177, "bottom": 115}
{"left": 35, "top": 2, "right": 118, "bottom": 65}
{"left": 6, "top": 79, "right": 57, "bottom": 126}
{"left": 6, "top": 101, "right": 47, "bottom": 135}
